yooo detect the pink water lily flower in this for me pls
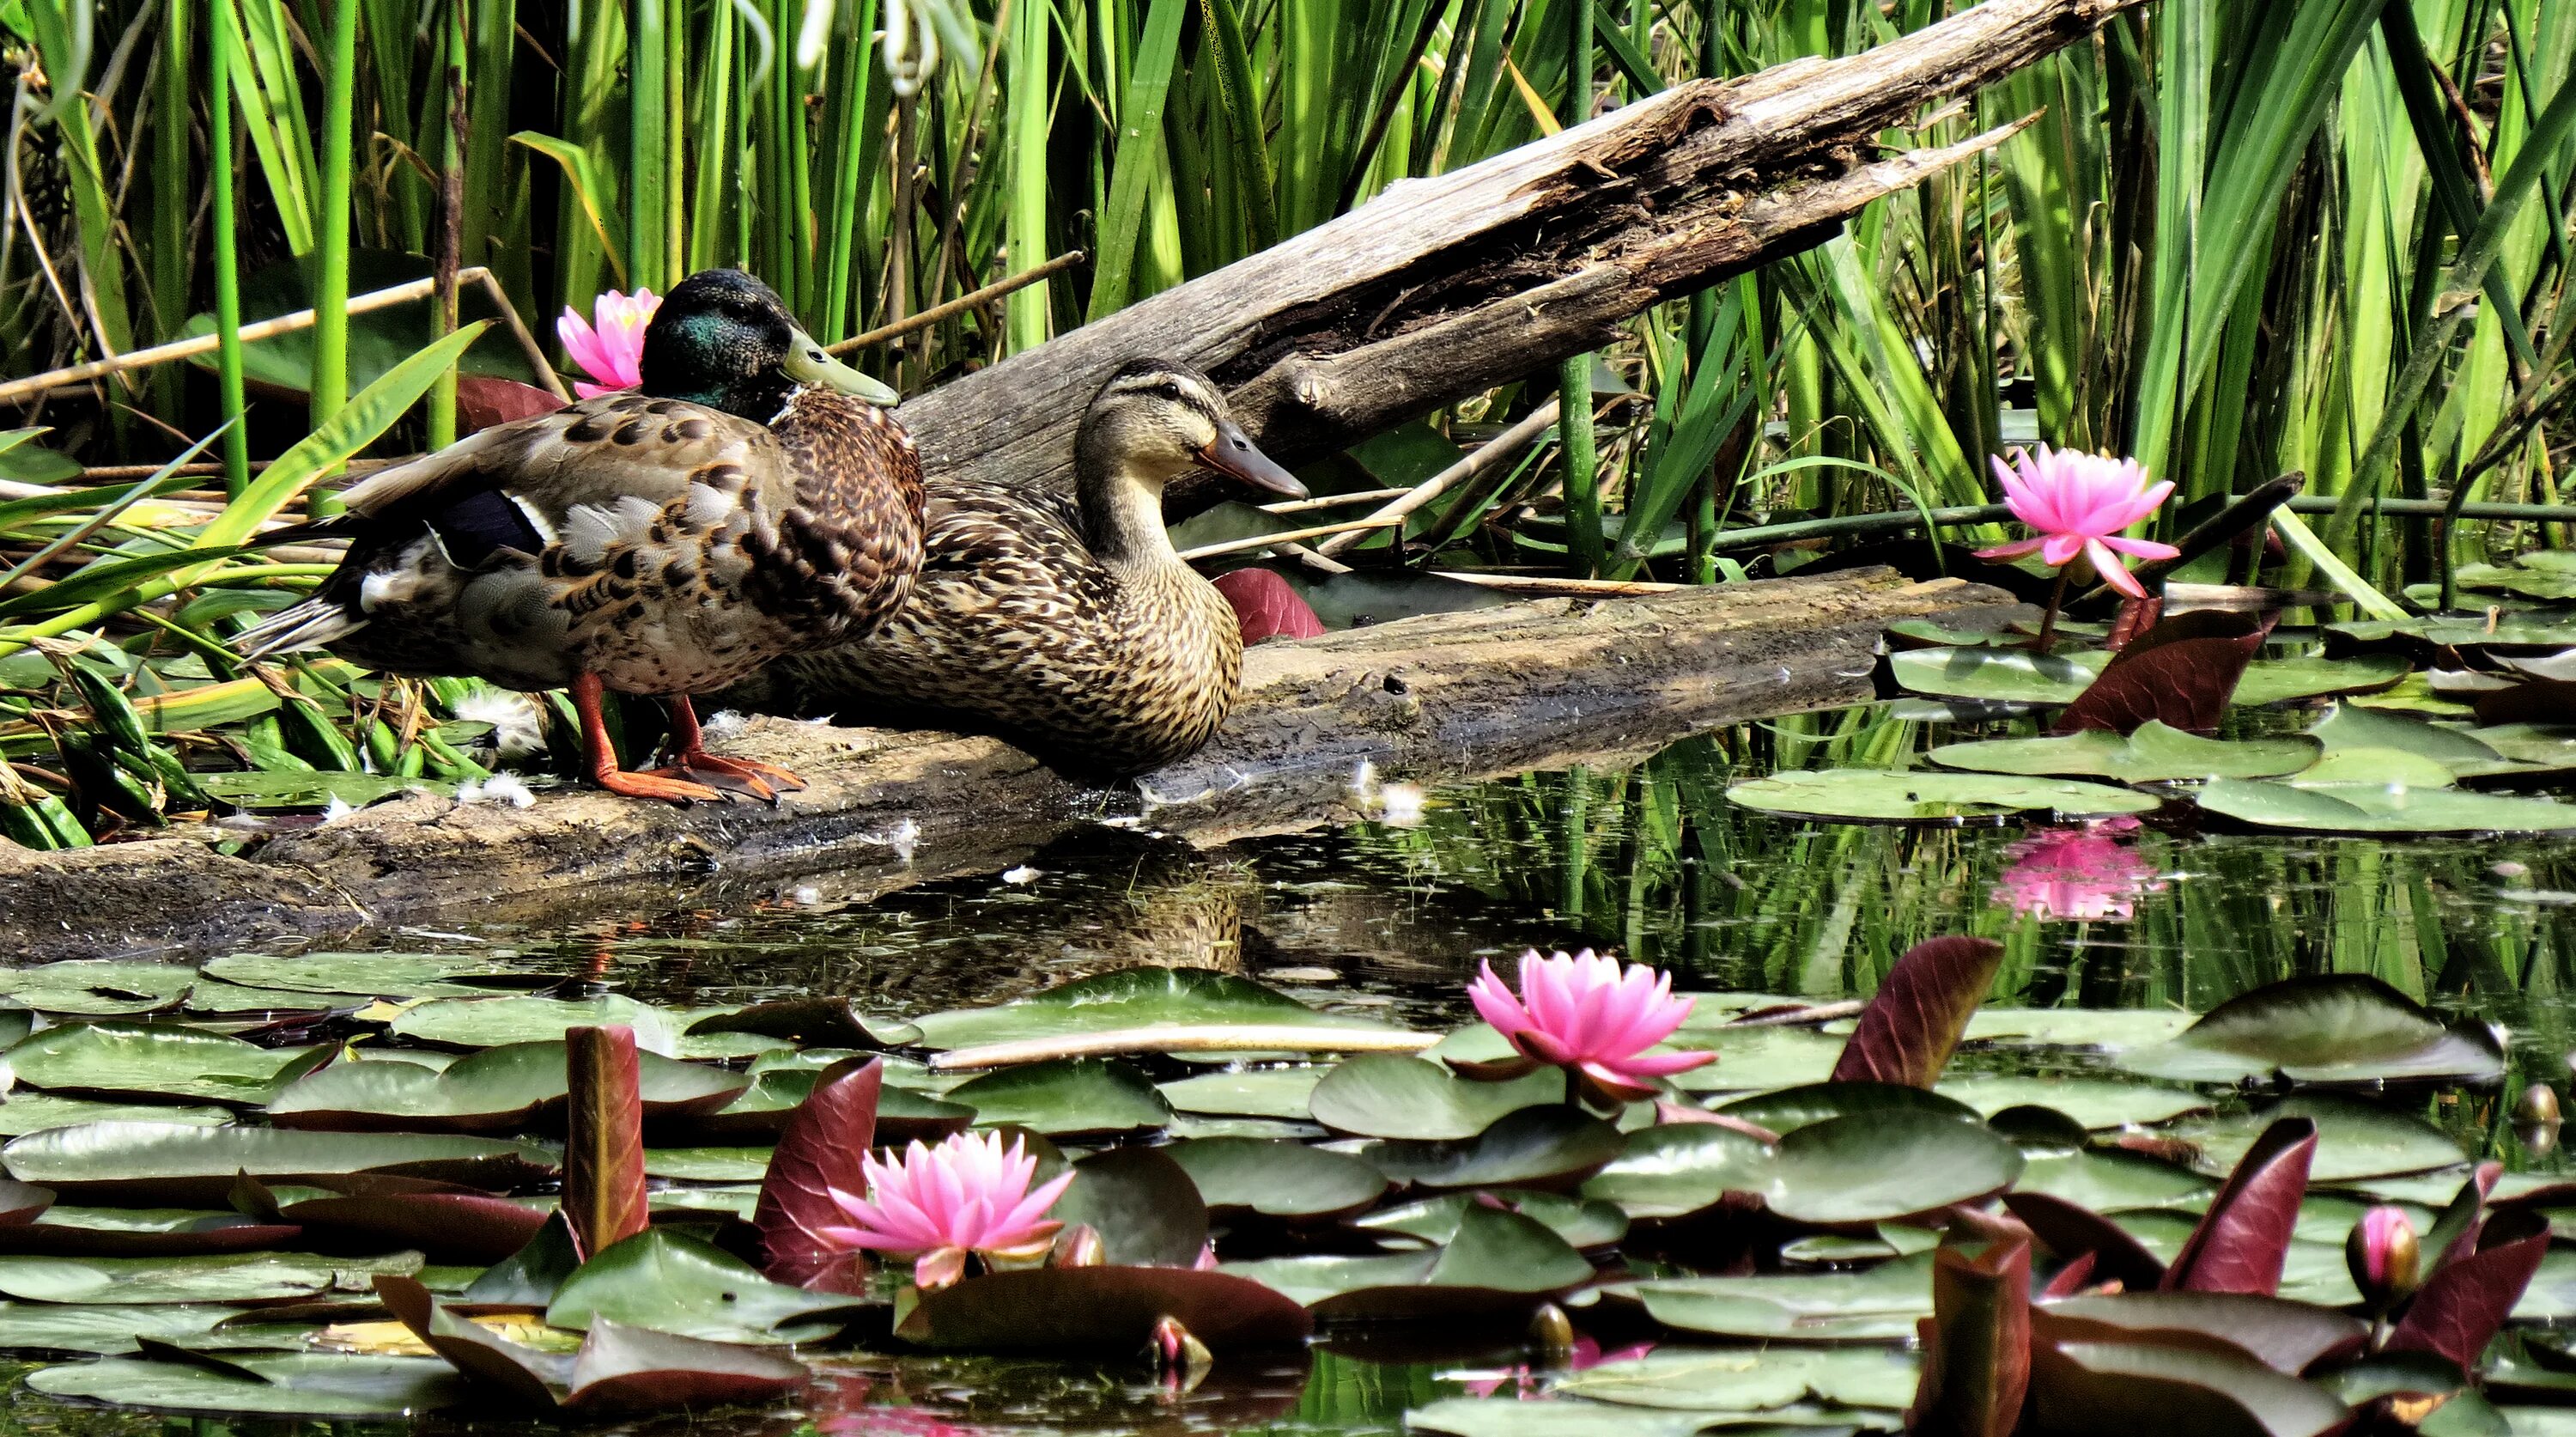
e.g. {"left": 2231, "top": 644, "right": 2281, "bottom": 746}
{"left": 1975, "top": 445, "right": 2179, "bottom": 600}
{"left": 557, "top": 288, "right": 661, "bottom": 399}
{"left": 1467, "top": 948, "right": 1713, "bottom": 1105}
{"left": 817, "top": 1131, "right": 1073, "bottom": 1289}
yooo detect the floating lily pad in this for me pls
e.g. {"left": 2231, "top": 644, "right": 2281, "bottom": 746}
{"left": 0, "top": 1206, "right": 301, "bottom": 1258}
{"left": 2160, "top": 1096, "right": 2463, "bottom": 1182}
{"left": 1224, "top": 1205, "right": 1593, "bottom": 1320}
{"left": 897, "top": 1265, "right": 1312, "bottom": 1353}
{"left": 0, "top": 1095, "right": 232, "bottom": 1136}
{"left": 2011, "top": 1148, "right": 2211, "bottom": 1211}
{"left": 1716, "top": 1082, "right": 1982, "bottom": 1135}
{"left": 387, "top": 996, "right": 764, "bottom": 1060}
{"left": 1051, "top": 1147, "right": 1207, "bottom": 1268}
{"left": 1763, "top": 1114, "right": 2023, "bottom": 1225}
{"left": 1581, "top": 1123, "right": 1775, "bottom": 1221}
{"left": 1890, "top": 647, "right": 2108, "bottom": 704}
{"left": 2311, "top": 703, "right": 2509, "bottom": 770}
{"left": 1726, "top": 769, "right": 2160, "bottom": 824}
{"left": 1308, "top": 1054, "right": 1564, "bottom": 1140}
{"left": 1355, "top": 1190, "right": 1628, "bottom": 1250}
{"left": 0, "top": 1302, "right": 245, "bottom": 1355}
{"left": 1662, "top": 1026, "right": 1846, "bottom": 1093}
{"left": 939, "top": 1059, "right": 1170, "bottom": 1137}
{"left": 1163, "top": 1138, "right": 1386, "bottom": 1220}
{"left": 908, "top": 967, "right": 1401, "bottom": 1050}
{"left": 2116, "top": 975, "right": 2505, "bottom": 1086}
{"left": 545, "top": 1229, "right": 865, "bottom": 1344}
{"left": 0, "top": 1251, "right": 418, "bottom": 1305}
{"left": 199, "top": 953, "right": 556, "bottom": 1001}
{"left": 2233, "top": 655, "right": 2410, "bottom": 706}
{"left": 641, "top": 1148, "right": 772, "bottom": 1181}
{"left": 1934, "top": 1075, "right": 2209, "bottom": 1130}
{"left": 1156, "top": 1067, "right": 1326, "bottom": 1119}
{"left": 1929, "top": 723, "right": 2320, "bottom": 782}
{"left": 1404, "top": 1399, "right": 1719, "bottom": 1437}
{"left": 2196, "top": 776, "right": 2576, "bottom": 833}
{"left": 27, "top": 1351, "right": 465, "bottom": 1417}
{"left": 266, "top": 1042, "right": 748, "bottom": 1133}
{"left": 3, "top": 1122, "right": 552, "bottom": 1203}
{"left": 1555, "top": 1345, "right": 1921, "bottom": 1413}
{"left": 2448, "top": 560, "right": 2576, "bottom": 601}
{"left": 1627, "top": 1251, "right": 1934, "bottom": 1342}
{"left": 7, "top": 1024, "right": 327, "bottom": 1105}
{"left": 1364, "top": 1106, "right": 1625, "bottom": 1192}
{"left": 0, "top": 962, "right": 194, "bottom": 1016}
{"left": 1959, "top": 1008, "right": 2198, "bottom": 1049}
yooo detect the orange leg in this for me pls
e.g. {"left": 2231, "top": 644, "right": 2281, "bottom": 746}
{"left": 569, "top": 673, "right": 725, "bottom": 804}
{"left": 660, "top": 696, "right": 807, "bottom": 800}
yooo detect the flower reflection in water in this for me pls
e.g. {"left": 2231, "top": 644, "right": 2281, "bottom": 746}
{"left": 1993, "top": 819, "right": 2165, "bottom": 922}
{"left": 1460, "top": 1337, "right": 1658, "bottom": 1399}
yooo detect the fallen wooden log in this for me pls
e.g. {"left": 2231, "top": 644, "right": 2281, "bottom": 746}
{"left": 894, "top": 0, "right": 2143, "bottom": 504}
{"left": 0, "top": 569, "right": 2012, "bottom": 961}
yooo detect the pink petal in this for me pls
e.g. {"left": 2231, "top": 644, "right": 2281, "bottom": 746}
{"left": 2086, "top": 539, "right": 2147, "bottom": 599}
{"left": 2040, "top": 533, "right": 2085, "bottom": 567}
{"left": 2097, "top": 535, "right": 2180, "bottom": 561}
{"left": 1468, "top": 961, "right": 1532, "bottom": 1038}
{"left": 914, "top": 1247, "right": 968, "bottom": 1288}
{"left": 1975, "top": 538, "right": 2046, "bottom": 561}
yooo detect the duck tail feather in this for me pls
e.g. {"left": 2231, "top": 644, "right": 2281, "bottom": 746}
{"left": 233, "top": 598, "right": 366, "bottom": 659}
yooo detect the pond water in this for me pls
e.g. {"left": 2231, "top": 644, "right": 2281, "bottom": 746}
{"left": 0, "top": 698, "right": 2569, "bottom": 1437}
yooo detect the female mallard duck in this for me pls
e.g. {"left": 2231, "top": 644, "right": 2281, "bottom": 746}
{"left": 763, "top": 358, "right": 1303, "bottom": 776}
{"left": 235, "top": 269, "right": 924, "bottom": 803}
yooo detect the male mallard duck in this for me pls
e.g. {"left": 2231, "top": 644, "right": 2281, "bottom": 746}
{"left": 236, "top": 269, "right": 925, "bottom": 803}
{"left": 764, "top": 358, "right": 1303, "bottom": 776}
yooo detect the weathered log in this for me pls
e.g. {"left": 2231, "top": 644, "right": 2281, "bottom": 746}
{"left": 0, "top": 569, "right": 2014, "bottom": 961}
{"left": 896, "top": 0, "right": 2142, "bottom": 502}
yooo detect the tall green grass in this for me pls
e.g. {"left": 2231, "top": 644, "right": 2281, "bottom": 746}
{"left": 0, "top": 0, "right": 2573, "bottom": 840}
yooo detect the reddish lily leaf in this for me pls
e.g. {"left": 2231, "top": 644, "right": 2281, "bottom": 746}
{"left": 2002, "top": 1190, "right": 2167, "bottom": 1293}
{"left": 2159, "top": 1117, "right": 2315, "bottom": 1296}
{"left": 2028, "top": 1337, "right": 2348, "bottom": 1437}
{"left": 896, "top": 1266, "right": 1311, "bottom": 1353}
{"left": 564, "top": 1026, "right": 650, "bottom": 1261}
{"left": 1830, "top": 936, "right": 2006, "bottom": 1088}
{"left": 2040, "top": 1251, "right": 2100, "bottom": 1300}
{"left": 378, "top": 1272, "right": 568, "bottom": 1406}
{"left": 1907, "top": 1221, "right": 2032, "bottom": 1437}
{"left": 1209, "top": 568, "right": 1326, "bottom": 644}
{"left": 2422, "top": 1160, "right": 2503, "bottom": 1271}
{"left": 284, "top": 1189, "right": 552, "bottom": 1264}
{"left": 2105, "top": 597, "right": 2166, "bottom": 651}
{"left": 378, "top": 1272, "right": 808, "bottom": 1414}
{"left": 753, "top": 1056, "right": 880, "bottom": 1293}
{"left": 457, "top": 377, "right": 565, "bottom": 435}
{"left": 0, "top": 1179, "right": 52, "bottom": 1224}
{"left": 2033, "top": 1293, "right": 2366, "bottom": 1375}
{"left": 2385, "top": 1209, "right": 2550, "bottom": 1371}
{"left": 2475, "top": 677, "right": 2576, "bottom": 726}
{"left": 2056, "top": 612, "right": 2272, "bottom": 735}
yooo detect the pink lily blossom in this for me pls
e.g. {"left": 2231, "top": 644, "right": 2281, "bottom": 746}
{"left": 556, "top": 288, "right": 661, "bottom": 399}
{"left": 817, "top": 1131, "right": 1073, "bottom": 1289}
{"left": 1467, "top": 948, "right": 1713, "bottom": 1105}
{"left": 1974, "top": 445, "right": 2179, "bottom": 600}
{"left": 1992, "top": 819, "right": 2164, "bottom": 922}
{"left": 1463, "top": 1337, "right": 1659, "bottom": 1398}
{"left": 2345, "top": 1204, "right": 2421, "bottom": 1308}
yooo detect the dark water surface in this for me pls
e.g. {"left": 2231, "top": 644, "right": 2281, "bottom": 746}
{"left": 8, "top": 703, "right": 2574, "bottom": 1437}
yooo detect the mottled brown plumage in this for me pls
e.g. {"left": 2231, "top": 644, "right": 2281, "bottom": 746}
{"left": 766, "top": 359, "right": 1304, "bottom": 777}
{"left": 237, "top": 270, "right": 923, "bottom": 803}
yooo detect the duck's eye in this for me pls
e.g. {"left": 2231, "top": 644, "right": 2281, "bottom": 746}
{"left": 1153, "top": 381, "right": 1188, "bottom": 402}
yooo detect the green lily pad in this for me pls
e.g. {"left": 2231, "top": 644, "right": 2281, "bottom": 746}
{"left": 1716, "top": 1082, "right": 1982, "bottom": 1135}
{"left": 908, "top": 967, "right": 1402, "bottom": 1050}
{"left": 266, "top": 1041, "right": 749, "bottom": 1132}
{"left": 1355, "top": 1190, "right": 1628, "bottom": 1250}
{"left": 0, "top": 1095, "right": 232, "bottom": 1136}
{"left": 0, "top": 1302, "right": 245, "bottom": 1355}
{"left": 545, "top": 1229, "right": 865, "bottom": 1344}
{"left": 1224, "top": 1204, "right": 1593, "bottom": 1319}
{"left": 1364, "top": 1105, "right": 1625, "bottom": 1192}
{"left": 1157, "top": 1067, "right": 1326, "bottom": 1119}
{"left": 2233, "top": 655, "right": 2410, "bottom": 706}
{"left": 2448, "top": 560, "right": 2576, "bottom": 601}
{"left": 3, "top": 1122, "right": 552, "bottom": 1203}
{"left": 641, "top": 1148, "right": 772, "bottom": 1181}
{"left": 386, "top": 996, "right": 760, "bottom": 1059}
{"left": 2116, "top": 975, "right": 2505, "bottom": 1085}
{"left": 1934, "top": 1075, "right": 2209, "bottom": 1130}
{"left": 1890, "top": 647, "right": 2108, "bottom": 704}
{"left": 1662, "top": 1026, "right": 1847, "bottom": 1093}
{"left": 2160, "top": 1096, "right": 2464, "bottom": 1182}
{"left": 0, "top": 1251, "right": 418, "bottom": 1305}
{"left": 1309, "top": 1054, "right": 1565, "bottom": 1140}
{"left": 2311, "top": 703, "right": 2508, "bottom": 771}
{"left": 7, "top": 1024, "right": 326, "bottom": 1105}
{"left": 1763, "top": 1114, "right": 2023, "bottom": 1225}
{"left": 1163, "top": 1138, "right": 1386, "bottom": 1220}
{"left": 0, "top": 962, "right": 194, "bottom": 1016}
{"left": 198, "top": 952, "right": 556, "bottom": 1000}
{"left": 1403, "top": 1400, "right": 1721, "bottom": 1437}
{"left": 1960, "top": 1008, "right": 2198, "bottom": 1049}
{"left": 2011, "top": 1148, "right": 2212, "bottom": 1210}
{"left": 1628, "top": 1251, "right": 1934, "bottom": 1342}
{"left": 943, "top": 1058, "right": 1171, "bottom": 1137}
{"left": 1555, "top": 1346, "right": 1921, "bottom": 1413}
{"left": 1726, "top": 770, "right": 2160, "bottom": 823}
{"left": 1929, "top": 723, "right": 2321, "bottom": 782}
{"left": 27, "top": 1352, "right": 468, "bottom": 1418}
{"left": 2196, "top": 776, "right": 2576, "bottom": 832}
{"left": 1581, "top": 1123, "right": 1776, "bottom": 1221}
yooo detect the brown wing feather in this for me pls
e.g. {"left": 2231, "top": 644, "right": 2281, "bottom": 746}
{"left": 340, "top": 393, "right": 786, "bottom": 527}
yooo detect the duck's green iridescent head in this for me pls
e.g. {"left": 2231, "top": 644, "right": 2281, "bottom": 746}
{"left": 638, "top": 268, "right": 897, "bottom": 417}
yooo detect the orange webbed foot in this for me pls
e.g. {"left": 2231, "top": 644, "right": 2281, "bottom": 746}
{"left": 676, "top": 749, "right": 807, "bottom": 797}
{"left": 592, "top": 766, "right": 729, "bottom": 805}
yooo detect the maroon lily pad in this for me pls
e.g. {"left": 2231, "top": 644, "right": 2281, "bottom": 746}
{"left": 2056, "top": 612, "right": 2272, "bottom": 735}
{"left": 378, "top": 1272, "right": 807, "bottom": 1414}
{"left": 457, "top": 377, "right": 567, "bottom": 434}
{"left": 2002, "top": 1190, "right": 2168, "bottom": 1294}
{"left": 1831, "top": 936, "right": 2006, "bottom": 1089}
{"left": 564, "top": 1026, "right": 650, "bottom": 1261}
{"left": 2034, "top": 1292, "right": 2366, "bottom": 1375}
{"left": 0, "top": 1214, "right": 303, "bottom": 1257}
{"left": 753, "top": 1056, "right": 880, "bottom": 1294}
{"left": 2160, "top": 1117, "right": 2315, "bottom": 1296}
{"left": 2028, "top": 1335, "right": 2348, "bottom": 1437}
{"left": 896, "top": 1266, "right": 1311, "bottom": 1353}
{"left": 0, "top": 1178, "right": 52, "bottom": 1224}
{"left": 1907, "top": 1219, "right": 2032, "bottom": 1437}
{"left": 2424, "top": 1160, "right": 2503, "bottom": 1270}
{"left": 285, "top": 1190, "right": 552, "bottom": 1265}
{"left": 2385, "top": 1209, "right": 2550, "bottom": 1371}
{"left": 1210, "top": 568, "right": 1327, "bottom": 644}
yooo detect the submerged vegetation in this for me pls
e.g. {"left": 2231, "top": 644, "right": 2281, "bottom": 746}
{"left": 0, "top": 0, "right": 2565, "bottom": 829}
